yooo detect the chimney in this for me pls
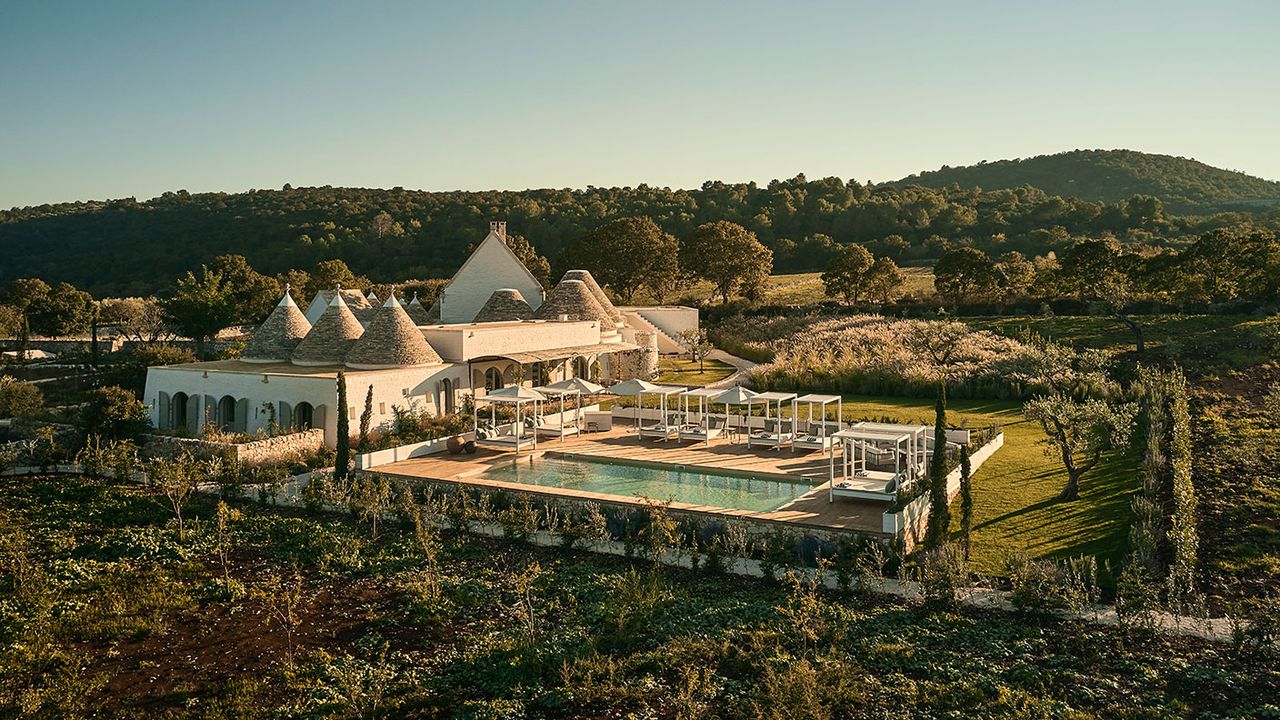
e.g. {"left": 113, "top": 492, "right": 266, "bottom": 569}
{"left": 489, "top": 221, "right": 507, "bottom": 240}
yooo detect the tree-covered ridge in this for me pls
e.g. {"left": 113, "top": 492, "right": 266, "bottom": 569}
{"left": 4, "top": 156, "right": 1279, "bottom": 296}
{"left": 894, "top": 149, "right": 1280, "bottom": 213}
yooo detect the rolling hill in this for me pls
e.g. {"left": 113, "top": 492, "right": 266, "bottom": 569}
{"left": 892, "top": 149, "right": 1280, "bottom": 213}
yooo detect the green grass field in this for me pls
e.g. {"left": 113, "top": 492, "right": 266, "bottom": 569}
{"left": 655, "top": 357, "right": 736, "bottom": 386}
{"left": 630, "top": 268, "right": 936, "bottom": 306}
{"left": 833, "top": 394, "right": 1137, "bottom": 576}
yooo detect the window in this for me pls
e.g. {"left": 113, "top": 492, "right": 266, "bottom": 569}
{"left": 378, "top": 402, "right": 386, "bottom": 415}
{"left": 442, "top": 378, "right": 455, "bottom": 414}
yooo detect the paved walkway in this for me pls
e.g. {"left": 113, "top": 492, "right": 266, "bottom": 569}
{"left": 704, "top": 349, "right": 760, "bottom": 389}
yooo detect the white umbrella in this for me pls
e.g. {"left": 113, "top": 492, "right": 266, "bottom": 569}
{"left": 542, "top": 377, "right": 605, "bottom": 395}
{"left": 485, "top": 385, "right": 547, "bottom": 401}
{"left": 605, "top": 378, "right": 663, "bottom": 396}
{"left": 712, "top": 385, "right": 759, "bottom": 437}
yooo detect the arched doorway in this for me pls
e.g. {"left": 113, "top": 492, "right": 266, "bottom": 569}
{"left": 218, "top": 395, "right": 237, "bottom": 431}
{"left": 172, "top": 392, "right": 189, "bottom": 433}
{"left": 294, "top": 402, "right": 314, "bottom": 430}
{"left": 484, "top": 367, "right": 503, "bottom": 391}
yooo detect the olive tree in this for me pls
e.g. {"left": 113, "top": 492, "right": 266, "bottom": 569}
{"left": 1024, "top": 394, "right": 1137, "bottom": 501}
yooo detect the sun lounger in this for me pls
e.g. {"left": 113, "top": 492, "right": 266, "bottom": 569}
{"left": 747, "top": 420, "right": 794, "bottom": 449}
{"left": 829, "top": 470, "right": 903, "bottom": 502}
{"left": 679, "top": 423, "right": 722, "bottom": 443}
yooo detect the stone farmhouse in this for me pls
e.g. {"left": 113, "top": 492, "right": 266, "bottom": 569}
{"left": 142, "top": 223, "right": 698, "bottom": 447}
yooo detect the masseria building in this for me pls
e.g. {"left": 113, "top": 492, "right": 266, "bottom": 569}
{"left": 142, "top": 223, "right": 698, "bottom": 447}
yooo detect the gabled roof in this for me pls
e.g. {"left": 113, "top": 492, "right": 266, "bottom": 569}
{"left": 292, "top": 292, "right": 365, "bottom": 366}
{"left": 241, "top": 287, "right": 312, "bottom": 363}
{"left": 444, "top": 230, "right": 545, "bottom": 299}
{"left": 473, "top": 288, "right": 534, "bottom": 323}
{"left": 345, "top": 296, "right": 443, "bottom": 369}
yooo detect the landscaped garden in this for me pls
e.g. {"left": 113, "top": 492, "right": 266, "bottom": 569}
{"left": 2, "top": 470, "right": 1276, "bottom": 718}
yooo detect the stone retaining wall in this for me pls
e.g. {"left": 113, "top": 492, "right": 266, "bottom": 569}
{"left": 146, "top": 428, "right": 325, "bottom": 465}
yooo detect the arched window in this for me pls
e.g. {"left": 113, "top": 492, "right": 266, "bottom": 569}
{"left": 484, "top": 367, "right": 503, "bottom": 391}
{"left": 218, "top": 395, "right": 237, "bottom": 431}
{"left": 294, "top": 402, "right": 314, "bottom": 430}
{"left": 172, "top": 392, "right": 189, "bottom": 433}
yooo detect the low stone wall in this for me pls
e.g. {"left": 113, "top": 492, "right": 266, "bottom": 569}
{"left": 146, "top": 428, "right": 325, "bottom": 465}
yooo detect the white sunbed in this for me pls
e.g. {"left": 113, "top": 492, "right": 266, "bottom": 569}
{"left": 639, "top": 413, "right": 681, "bottom": 441}
{"left": 830, "top": 470, "right": 904, "bottom": 502}
{"left": 679, "top": 417, "right": 725, "bottom": 443}
{"left": 792, "top": 432, "right": 840, "bottom": 452}
{"left": 747, "top": 420, "right": 794, "bottom": 449}
{"left": 535, "top": 422, "right": 581, "bottom": 438}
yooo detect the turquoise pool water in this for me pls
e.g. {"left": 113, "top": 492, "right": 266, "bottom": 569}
{"left": 478, "top": 455, "right": 809, "bottom": 512}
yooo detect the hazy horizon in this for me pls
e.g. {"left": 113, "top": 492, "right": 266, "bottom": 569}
{"left": 3, "top": 0, "right": 1277, "bottom": 208}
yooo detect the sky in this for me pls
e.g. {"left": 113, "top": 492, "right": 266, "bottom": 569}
{"left": 1, "top": 0, "right": 1277, "bottom": 208}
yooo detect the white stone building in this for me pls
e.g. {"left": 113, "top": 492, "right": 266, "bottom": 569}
{"left": 142, "top": 223, "right": 697, "bottom": 447}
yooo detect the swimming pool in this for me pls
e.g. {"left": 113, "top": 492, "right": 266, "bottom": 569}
{"left": 478, "top": 454, "right": 810, "bottom": 512}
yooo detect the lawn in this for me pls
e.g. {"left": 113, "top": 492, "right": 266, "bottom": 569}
{"left": 831, "top": 394, "right": 1138, "bottom": 577}
{"left": 628, "top": 268, "right": 936, "bottom": 307}
{"left": 655, "top": 357, "right": 736, "bottom": 386}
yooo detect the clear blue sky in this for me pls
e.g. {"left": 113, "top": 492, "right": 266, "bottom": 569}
{"left": 2, "top": 0, "right": 1276, "bottom": 208}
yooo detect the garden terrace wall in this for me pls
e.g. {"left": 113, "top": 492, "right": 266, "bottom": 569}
{"left": 146, "top": 428, "right": 325, "bottom": 464}
{"left": 886, "top": 431, "right": 1004, "bottom": 547}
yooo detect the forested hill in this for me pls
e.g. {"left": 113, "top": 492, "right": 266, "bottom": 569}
{"left": 893, "top": 149, "right": 1280, "bottom": 213}
{"left": 3, "top": 160, "right": 1278, "bottom": 296}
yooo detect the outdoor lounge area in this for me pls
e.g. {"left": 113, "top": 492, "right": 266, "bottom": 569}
{"left": 371, "top": 401, "right": 973, "bottom": 536}
{"left": 371, "top": 419, "right": 889, "bottom": 533}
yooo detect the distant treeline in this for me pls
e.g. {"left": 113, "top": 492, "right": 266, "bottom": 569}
{"left": 3, "top": 171, "right": 1278, "bottom": 296}
{"left": 893, "top": 149, "right": 1280, "bottom": 214}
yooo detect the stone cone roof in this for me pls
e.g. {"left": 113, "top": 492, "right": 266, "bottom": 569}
{"left": 536, "top": 279, "right": 613, "bottom": 326}
{"left": 345, "top": 296, "right": 443, "bottom": 369}
{"left": 242, "top": 289, "right": 312, "bottom": 362}
{"left": 424, "top": 297, "right": 441, "bottom": 322}
{"left": 562, "top": 270, "right": 623, "bottom": 323}
{"left": 292, "top": 293, "right": 365, "bottom": 365}
{"left": 473, "top": 288, "right": 534, "bottom": 323}
{"left": 315, "top": 288, "right": 376, "bottom": 324}
{"left": 405, "top": 293, "right": 433, "bottom": 325}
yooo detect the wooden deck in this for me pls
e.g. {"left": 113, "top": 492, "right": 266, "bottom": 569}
{"left": 371, "top": 423, "right": 889, "bottom": 534}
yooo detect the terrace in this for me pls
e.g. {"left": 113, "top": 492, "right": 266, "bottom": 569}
{"left": 369, "top": 419, "right": 922, "bottom": 536}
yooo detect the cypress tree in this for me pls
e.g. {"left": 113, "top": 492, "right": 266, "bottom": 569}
{"left": 924, "top": 382, "right": 951, "bottom": 548}
{"left": 358, "top": 384, "right": 374, "bottom": 452}
{"left": 335, "top": 371, "right": 350, "bottom": 482}
{"left": 959, "top": 444, "right": 973, "bottom": 560}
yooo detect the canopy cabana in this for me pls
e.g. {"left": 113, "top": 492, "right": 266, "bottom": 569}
{"left": 792, "top": 393, "right": 843, "bottom": 452}
{"left": 607, "top": 379, "right": 684, "bottom": 440}
{"left": 827, "top": 424, "right": 926, "bottom": 502}
{"left": 677, "top": 387, "right": 727, "bottom": 445}
{"left": 473, "top": 385, "right": 545, "bottom": 454}
{"left": 745, "top": 391, "right": 797, "bottom": 450}
{"left": 711, "top": 385, "right": 759, "bottom": 441}
{"left": 534, "top": 377, "right": 605, "bottom": 442}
